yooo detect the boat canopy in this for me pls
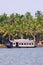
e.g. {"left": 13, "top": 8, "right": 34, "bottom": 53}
{"left": 9, "top": 39, "right": 35, "bottom": 43}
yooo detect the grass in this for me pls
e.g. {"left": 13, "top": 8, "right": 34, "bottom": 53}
{"left": 0, "top": 44, "right": 6, "bottom": 48}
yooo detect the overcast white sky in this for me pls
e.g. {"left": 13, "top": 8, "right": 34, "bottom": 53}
{"left": 0, "top": 0, "right": 43, "bottom": 16}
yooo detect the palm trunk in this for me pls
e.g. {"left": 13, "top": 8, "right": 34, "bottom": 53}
{"left": 9, "top": 34, "right": 11, "bottom": 40}
{"left": 21, "top": 34, "right": 23, "bottom": 39}
{"left": 33, "top": 36, "right": 36, "bottom": 41}
{"left": 30, "top": 34, "right": 36, "bottom": 41}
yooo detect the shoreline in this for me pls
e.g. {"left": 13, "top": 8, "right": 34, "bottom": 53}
{"left": 0, "top": 44, "right": 6, "bottom": 48}
{"left": 0, "top": 44, "right": 43, "bottom": 48}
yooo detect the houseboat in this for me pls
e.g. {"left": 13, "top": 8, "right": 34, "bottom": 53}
{"left": 9, "top": 39, "right": 36, "bottom": 48}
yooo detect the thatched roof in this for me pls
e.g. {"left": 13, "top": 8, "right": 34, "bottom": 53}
{"left": 9, "top": 39, "right": 34, "bottom": 43}
{"left": 9, "top": 40, "right": 16, "bottom": 43}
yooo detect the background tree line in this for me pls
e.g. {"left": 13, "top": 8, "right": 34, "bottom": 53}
{"left": 0, "top": 10, "right": 43, "bottom": 44}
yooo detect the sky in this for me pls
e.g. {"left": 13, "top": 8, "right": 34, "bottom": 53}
{"left": 0, "top": 0, "right": 43, "bottom": 16}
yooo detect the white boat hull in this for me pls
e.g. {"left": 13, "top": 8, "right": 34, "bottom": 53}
{"left": 9, "top": 39, "right": 36, "bottom": 48}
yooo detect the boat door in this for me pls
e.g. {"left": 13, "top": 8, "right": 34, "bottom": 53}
{"left": 16, "top": 42, "right": 18, "bottom": 47}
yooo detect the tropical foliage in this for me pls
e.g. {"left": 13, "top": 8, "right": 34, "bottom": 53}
{"left": 0, "top": 11, "right": 43, "bottom": 44}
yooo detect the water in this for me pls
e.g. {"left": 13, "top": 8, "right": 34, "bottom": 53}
{"left": 0, "top": 48, "right": 43, "bottom": 65}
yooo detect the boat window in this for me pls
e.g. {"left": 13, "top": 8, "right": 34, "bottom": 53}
{"left": 29, "top": 43, "right": 31, "bottom": 45}
{"left": 32, "top": 43, "right": 33, "bottom": 45}
{"left": 14, "top": 43, "right": 15, "bottom": 45}
{"left": 27, "top": 43, "right": 28, "bottom": 45}
{"left": 19, "top": 43, "right": 21, "bottom": 45}
{"left": 22, "top": 43, "right": 23, "bottom": 45}
{"left": 24, "top": 43, "right": 26, "bottom": 45}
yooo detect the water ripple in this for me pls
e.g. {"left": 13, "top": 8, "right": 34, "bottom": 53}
{"left": 0, "top": 48, "right": 43, "bottom": 65}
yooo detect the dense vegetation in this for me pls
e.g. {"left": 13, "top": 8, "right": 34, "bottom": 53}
{"left": 0, "top": 10, "right": 43, "bottom": 44}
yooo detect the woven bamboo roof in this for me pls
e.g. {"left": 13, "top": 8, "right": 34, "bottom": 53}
{"left": 9, "top": 39, "right": 34, "bottom": 43}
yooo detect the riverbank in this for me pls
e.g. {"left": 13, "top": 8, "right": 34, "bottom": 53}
{"left": 0, "top": 44, "right": 43, "bottom": 48}
{"left": 37, "top": 45, "right": 43, "bottom": 48}
{"left": 0, "top": 44, "right": 6, "bottom": 48}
